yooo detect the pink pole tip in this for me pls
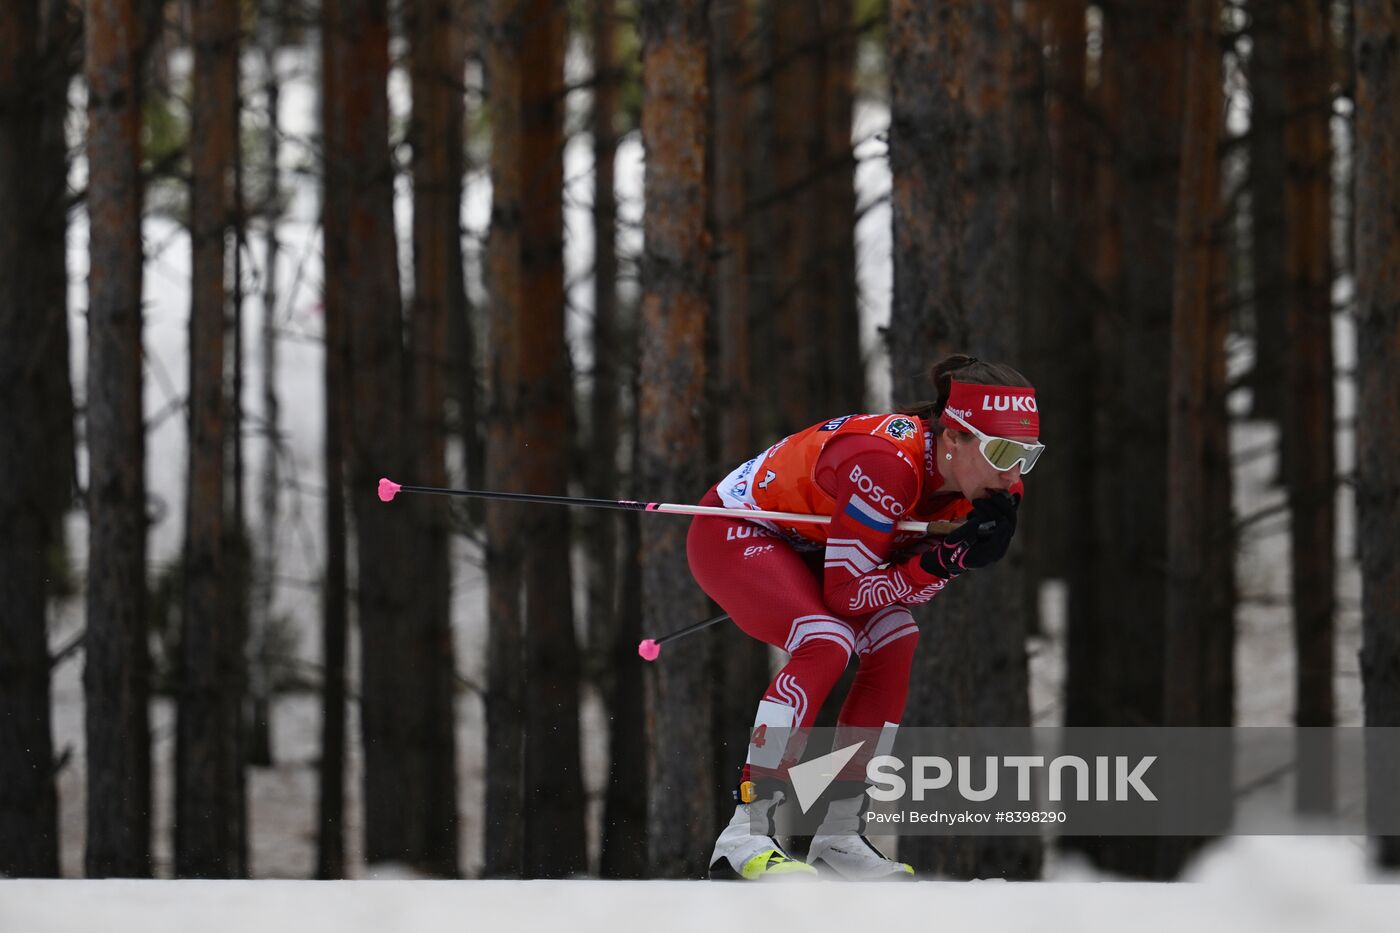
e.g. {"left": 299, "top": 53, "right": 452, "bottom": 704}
{"left": 377, "top": 478, "right": 402, "bottom": 502}
{"left": 637, "top": 639, "right": 661, "bottom": 662}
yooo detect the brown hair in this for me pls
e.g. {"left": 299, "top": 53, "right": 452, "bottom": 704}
{"left": 897, "top": 354, "right": 1034, "bottom": 434}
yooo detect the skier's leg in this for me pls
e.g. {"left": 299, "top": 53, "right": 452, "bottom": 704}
{"left": 687, "top": 490, "right": 857, "bottom": 878}
{"left": 838, "top": 604, "right": 920, "bottom": 753}
{"left": 703, "top": 636, "right": 850, "bottom": 879}
{"left": 687, "top": 489, "right": 858, "bottom": 775}
{"left": 805, "top": 605, "right": 920, "bottom": 880}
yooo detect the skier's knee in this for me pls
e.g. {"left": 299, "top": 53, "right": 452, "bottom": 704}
{"left": 783, "top": 614, "right": 856, "bottom": 668}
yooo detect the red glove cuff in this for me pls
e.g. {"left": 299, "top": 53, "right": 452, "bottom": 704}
{"left": 899, "top": 551, "right": 947, "bottom": 586}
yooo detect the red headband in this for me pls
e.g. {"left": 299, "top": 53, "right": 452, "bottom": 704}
{"left": 940, "top": 380, "right": 1040, "bottom": 438}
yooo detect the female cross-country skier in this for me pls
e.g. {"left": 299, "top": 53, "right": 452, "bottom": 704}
{"left": 687, "top": 354, "right": 1043, "bottom": 880}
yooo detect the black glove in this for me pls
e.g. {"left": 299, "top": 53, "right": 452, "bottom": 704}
{"left": 919, "top": 492, "right": 1019, "bottom": 579}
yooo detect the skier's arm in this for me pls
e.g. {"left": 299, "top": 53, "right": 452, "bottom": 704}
{"left": 817, "top": 440, "right": 952, "bottom": 615}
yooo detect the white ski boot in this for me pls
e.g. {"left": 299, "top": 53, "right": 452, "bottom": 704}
{"left": 806, "top": 784, "right": 915, "bottom": 881}
{"left": 709, "top": 780, "right": 819, "bottom": 880}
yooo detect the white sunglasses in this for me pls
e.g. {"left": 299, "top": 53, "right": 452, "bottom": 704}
{"left": 944, "top": 409, "right": 1045, "bottom": 473}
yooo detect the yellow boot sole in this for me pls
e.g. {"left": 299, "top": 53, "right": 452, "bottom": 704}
{"left": 738, "top": 849, "right": 820, "bottom": 880}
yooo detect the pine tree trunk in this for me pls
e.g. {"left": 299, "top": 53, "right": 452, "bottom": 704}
{"left": 1354, "top": 0, "right": 1400, "bottom": 870}
{"left": 249, "top": 0, "right": 284, "bottom": 772}
{"left": 602, "top": 508, "right": 649, "bottom": 877}
{"left": 771, "top": 0, "right": 824, "bottom": 428}
{"left": 0, "top": 0, "right": 61, "bottom": 879}
{"left": 1068, "top": 0, "right": 1125, "bottom": 739}
{"left": 515, "top": 0, "right": 588, "bottom": 878}
{"left": 482, "top": 0, "right": 527, "bottom": 877}
{"left": 1059, "top": 5, "right": 1118, "bottom": 867}
{"left": 407, "top": 0, "right": 465, "bottom": 877}
{"left": 317, "top": 359, "right": 351, "bottom": 877}
{"left": 345, "top": 0, "right": 415, "bottom": 867}
{"left": 711, "top": 0, "right": 750, "bottom": 458}
{"left": 1165, "top": 0, "right": 1222, "bottom": 734}
{"left": 1048, "top": 0, "right": 1102, "bottom": 733}
{"left": 37, "top": 0, "right": 77, "bottom": 544}
{"left": 1281, "top": 0, "right": 1337, "bottom": 814}
{"left": 83, "top": 0, "right": 153, "bottom": 878}
{"left": 226, "top": 59, "right": 253, "bottom": 878}
{"left": 600, "top": 229, "right": 648, "bottom": 878}
{"left": 1162, "top": 0, "right": 1230, "bottom": 870}
{"left": 176, "top": 0, "right": 243, "bottom": 878}
{"left": 1082, "top": 0, "right": 1185, "bottom": 880}
{"left": 318, "top": 0, "right": 351, "bottom": 880}
{"left": 587, "top": 0, "right": 621, "bottom": 690}
{"left": 1014, "top": 2, "right": 1054, "bottom": 633}
{"left": 819, "top": 0, "right": 862, "bottom": 414}
{"left": 448, "top": 3, "right": 483, "bottom": 518}
{"left": 591, "top": 0, "right": 651, "bottom": 879}
{"left": 744, "top": 4, "right": 777, "bottom": 443}
{"left": 317, "top": 290, "right": 350, "bottom": 878}
{"left": 1083, "top": 7, "right": 1124, "bottom": 727}
{"left": 639, "top": 0, "right": 714, "bottom": 879}
{"left": 1103, "top": 0, "right": 1180, "bottom": 727}
{"left": 768, "top": 0, "right": 815, "bottom": 418}
{"left": 888, "top": 0, "right": 1041, "bottom": 880}
{"left": 325, "top": 0, "right": 427, "bottom": 869}
{"left": 1248, "top": 0, "right": 1288, "bottom": 427}
{"left": 1204, "top": 198, "right": 1236, "bottom": 735}
{"left": 706, "top": 0, "right": 772, "bottom": 827}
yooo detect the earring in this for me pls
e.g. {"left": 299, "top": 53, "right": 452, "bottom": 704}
{"left": 944, "top": 452, "right": 953, "bottom": 461}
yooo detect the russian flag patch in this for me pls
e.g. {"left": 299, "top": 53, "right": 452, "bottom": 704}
{"left": 843, "top": 495, "right": 894, "bottom": 533}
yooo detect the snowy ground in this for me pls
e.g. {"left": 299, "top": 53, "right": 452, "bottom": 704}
{"left": 4, "top": 842, "right": 1400, "bottom": 933}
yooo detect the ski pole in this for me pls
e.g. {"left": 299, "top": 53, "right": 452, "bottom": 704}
{"left": 377, "top": 477, "right": 965, "bottom": 537}
{"left": 638, "top": 612, "right": 731, "bottom": 662}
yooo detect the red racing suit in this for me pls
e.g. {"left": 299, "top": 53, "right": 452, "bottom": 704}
{"left": 714, "top": 412, "right": 1022, "bottom": 615}
{"left": 687, "top": 412, "right": 1025, "bottom": 775}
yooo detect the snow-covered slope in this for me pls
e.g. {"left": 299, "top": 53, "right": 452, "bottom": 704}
{"left": 4, "top": 859, "right": 1399, "bottom": 933}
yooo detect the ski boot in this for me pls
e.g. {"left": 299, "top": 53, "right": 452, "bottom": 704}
{"left": 805, "top": 781, "right": 915, "bottom": 880}
{"left": 709, "top": 778, "right": 818, "bottom": 880}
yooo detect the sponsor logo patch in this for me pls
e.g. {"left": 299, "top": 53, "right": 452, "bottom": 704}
{"left": 981, "top": 394, "right": 1038, "bottom": 413}
{"left": 886, "top": 417, "right": 918, "bottom": 440}
{"left": 726, "top": 525, "right": 776, "bottom": 542}
{"left": 848, "top": 464, "right": 908, "bottom": 516}
{"left": 820, "top": 415, "right": 854, "bottom": 432}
